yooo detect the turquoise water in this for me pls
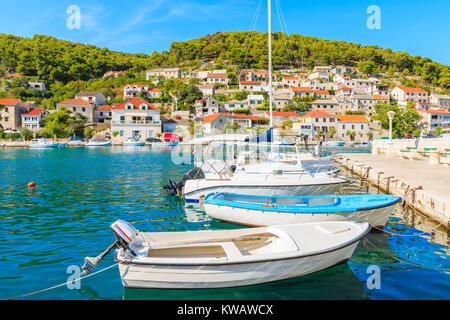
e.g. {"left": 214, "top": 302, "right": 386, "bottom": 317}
{"left": 0, "top": 146, "right": 449, "bottom": 300}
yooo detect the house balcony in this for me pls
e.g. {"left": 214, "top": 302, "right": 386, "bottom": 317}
{"left": 112, "top": 120, "right": 161, "bottom": 125}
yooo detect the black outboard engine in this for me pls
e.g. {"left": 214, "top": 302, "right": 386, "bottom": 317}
{"left": 164, "top": 167, "right": 205, "bottom": 196}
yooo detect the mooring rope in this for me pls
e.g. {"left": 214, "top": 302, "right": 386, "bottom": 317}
{"left": 5, "top": 263, "right": 119, "bottom": 300}
{"left": 370, "top": 225, "right": 431, "bottom": 238}
{"left": 363, "top": 238, "right": 450, "bottom": 272}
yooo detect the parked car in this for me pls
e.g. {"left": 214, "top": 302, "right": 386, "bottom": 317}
{"left": 146, "top": 137, "right": 161, "bottom": 143}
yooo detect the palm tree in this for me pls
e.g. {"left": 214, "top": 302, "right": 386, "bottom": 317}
{"left": 329, "top": 126, "right": 336, "bottom": 140}
{"left": 315, "top": 128, "right": 324, "bottom": 141}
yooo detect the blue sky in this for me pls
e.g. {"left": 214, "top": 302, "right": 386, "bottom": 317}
{"left": 1, "top": 0, "right": 449, "bottom": 65}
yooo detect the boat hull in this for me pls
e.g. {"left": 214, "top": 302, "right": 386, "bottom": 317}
{"left": 203, "top": 202, "right": 394, "bottom": 228}
{"left": 117, "top": 241, "right": 358, "bottom": 289}
{"left": 29, "top": 144, "right": 60, "bottom": 149}
{"left": 85, "top": 141, "right": 112, "bottom": 147}
{"left": 123, "top": 142, "right": 146, "bottom": 146}
{"left": 184, "top": 182, "right": 345, "bottom": 203}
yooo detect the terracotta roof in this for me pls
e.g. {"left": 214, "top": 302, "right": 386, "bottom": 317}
{"left": 292, "top": 87, "right": 312, "bottom": 92}
{"left": 283, "top": 76, "right": 298, "bottom": 80}
{"left": 397, "top": 87, "right": 428, "bottom": 93}
{"left": 201, "top": 114, "right": 221, "bottom": 124}
{"left": 265, "top": 111, "right": 298, "bottom": 117}
{"left": 112, "top": 97, "right": 159, "bottom": 111}
{"left": 314, "top": 90, "right": 330, "bottom": 94}
{"left": 22, "top": 108, "right": 43, "bottom": 116}
{"left": 415, "top": 108, "right": 450, "bottom": 114}
{"left": 240, "top": 81, "right": 261, "bottom": 85}
{"left": 0, "top": 99, "right": 21, "bottom": 105}
{"left": 302, "top": 110, "right": 335, "bottom": 118}
{"left": 58, "top": 98, "right": 93, "bottom": 106}
{"left": 96, "top": 105, "right": 112, "bottom": 111}
{"left": 337, "top": 86, "right": 352, "bottom": 91}
{"left": 372, "top": 94, "right": 389, "bottom": 100}
{"left": 337, "top": 115, "right": 369, "bottom": 122}
{"left": 201, "top": 113, "right": 263, "bottom": 124}
{"left": 148, "top": 88, "right": 161, "bottom": 92}
{"left": 75, "top": 91, "right": 102, "bottom": 97}
{"left": 206, "top": 73, "right": 228, "bottom": 78}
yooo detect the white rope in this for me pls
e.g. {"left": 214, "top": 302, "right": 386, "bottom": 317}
{"left": 242, "top": 0, "right": 263, "bottom": 68}
{"left": 5, "top": 263, "right": 119, "bottom": 300}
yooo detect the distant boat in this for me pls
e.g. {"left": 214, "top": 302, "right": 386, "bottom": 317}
{"left": 85, "top": 137, "right": 112, "bottom": 147}
{"left": 68, "top": 136, "right": 85, "bottom": 146}
{"left": 29, "top": 139, "right": 61, "bottom": 149}
{"left": 153, "top": 132, "right": 181, "bottom": 147}
{"left": 203, "top": 193, "right": 402, "bottom": 228}
{"left": 81, "top": 219, "right": 370, "bottom": 289}
{"left": 122, "top": 137, "right": 146, "bottom": 146}
{"left": 322, "top": 141, "right": 345, "bottom": 147}
{"left": 152, "top": 141, "right": 179, "bottom": 147}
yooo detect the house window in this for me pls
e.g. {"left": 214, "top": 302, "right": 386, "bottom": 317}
{"left": 120, "top": 130, "right": 124, "bottom": 137}
{"left": 82, "top": 107, "right": 86, "bottom": 112}
{"left": 73, "top": 107, "right": 76, "bottom": 111}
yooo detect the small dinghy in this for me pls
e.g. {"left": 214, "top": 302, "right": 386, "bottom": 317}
{"left": 81, "top": 220, "right": 370, "bottom": 289}
{"left": 85, "top": 137, "right": 112, "bottom": 147}
{"left": 203, "top": 193, "right": 402, "bottom": 228}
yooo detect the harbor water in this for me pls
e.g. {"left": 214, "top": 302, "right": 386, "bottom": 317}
{"left": 0, "top": 146, "right": 449, "bottom": 300}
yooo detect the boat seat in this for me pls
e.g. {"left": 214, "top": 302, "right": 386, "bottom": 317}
{"left": 219, "top": 242, "right": 243, "bottom": 258}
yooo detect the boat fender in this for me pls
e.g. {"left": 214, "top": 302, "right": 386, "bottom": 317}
{"left": 199, "top": 195, "right": 205, "bottom": 205}
{"left": 27, "top": 182, "right": 36, "bottom": 188}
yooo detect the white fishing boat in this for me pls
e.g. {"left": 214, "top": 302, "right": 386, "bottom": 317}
{"left": 81, "top": 219, "right": 370, "bottom": 289}
{"left": 165, "top": 166, "right": 348, "bottom": 203}
{"left": 85, "top": 137, "right": 112, "bottom": 147}
{"left": 68, "top": 136, "right": 85, "bottom": 146}
{"left": 203, "top": 193, "right": 402, "bottom": 228}
{"left": 322, "top": 141, "right": 345, "bottom": 147}
{"left": 29, "top": 139, "right": 61, "bottom": 149}
{"left": 122, "top": 137, "right": 146, "bottom": 146}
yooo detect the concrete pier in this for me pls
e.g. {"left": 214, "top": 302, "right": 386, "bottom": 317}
{"left": 336, "top": 153, "right": 450, "bottom": 230}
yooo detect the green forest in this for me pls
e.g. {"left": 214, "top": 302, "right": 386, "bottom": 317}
{"left": 0, "top": 32, "right": 449, "bottom": 88}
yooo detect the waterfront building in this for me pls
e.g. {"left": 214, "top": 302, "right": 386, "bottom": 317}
{"left": 415, "top": 108, "right": 450, "bottom": 134}
{"left": 336, "top": 114, "right": 370, "bottom": 140}
{"left": 57, "top": 98, "right": 96, "bottom": 123}
{"left": 0, "top": 99, "right": 27, "bottom": 130}
{"left": 311, "top": 99, "right": 340, "bottom": 114}
{"left": 21, "top": 108, "right": 46, "bottom": 132}
{"left": 110, "top": 97, "right": 161, "bottom": 141}
{"left": 201, "top": 113, "right": 263, "bottom": 134}
{"left": 264, "top": 111, "right": 298, "bottom": 125}
{"left": 297, "top": 110, "right": 337, "bottom": 140}
{"left": 94, "top": 105, "right": 112, "bottom": 123}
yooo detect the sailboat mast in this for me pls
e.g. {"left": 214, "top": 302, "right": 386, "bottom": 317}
{"left": 268, "top": 0, "right": 273, "bottom": 129}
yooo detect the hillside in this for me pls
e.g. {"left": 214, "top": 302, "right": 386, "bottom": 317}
{"left": 0, "top": 32, "right": 449, "bottom": 88}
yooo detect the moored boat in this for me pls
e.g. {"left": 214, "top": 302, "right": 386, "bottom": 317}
{"left": 122, "top": 137, "right": 146, "bottom": 146}
{"left": 81, "top": 219, "right": 370, "bottom": 289}
{"left": 85, "top": 137, "right": 112, "bottom": 147}
{"left": 322, "top": 141, "right": 345, "bottom": 147}
{"left": 29, "top": 139, "right": 61, "bottom": 149}
{"left": 203, "top": 193, "right": 402, "bottom": 228}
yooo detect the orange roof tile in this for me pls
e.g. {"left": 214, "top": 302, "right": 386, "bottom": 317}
{"left": 264, "top": 111, "right": 298, "bottom": 117}
{"left": 292, "top": 87, "right": 312, "bottom": 92}
{"left": 22, "top": 108, "right": 43, "bottom": 116}
{"left": 58, "top": 98, "right": 93, "bottom": 106}
{"left": 302, "top": 110, "right": 335, "bottom": 118}
{"left": 397, "top": 87, "right": 427, "bottom": 93}
{"left": 337, "top": 115, "right": 369, "bottom": 122}
{"left": 0, "top": 99, "right": 21, "bottom": 105}
{"left": 112, "top": 97, "right": 159, "bottom": 110}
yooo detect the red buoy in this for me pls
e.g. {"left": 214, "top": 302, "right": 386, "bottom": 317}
{"left": 27, "top": 182, "right": 36, "bottom": 188}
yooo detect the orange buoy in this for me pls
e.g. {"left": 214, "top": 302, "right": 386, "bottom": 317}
{"left": 27, "top": 182, "right": 36, "bottom": 188}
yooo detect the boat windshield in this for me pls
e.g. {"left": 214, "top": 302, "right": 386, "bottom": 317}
{"left": 219, "top": 194, "right": 339, "bottom": 207}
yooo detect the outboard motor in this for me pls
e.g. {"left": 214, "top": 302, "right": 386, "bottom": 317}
{"left": 81, "top": 220, "right": 139, "bottom": 275}
{"left": 164, "top": 167, "right": 205, "bottom": 196}
{"left": 110, "top": 220, "right": 139, "bottom": 257}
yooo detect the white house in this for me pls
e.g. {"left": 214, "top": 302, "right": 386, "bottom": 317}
{"left": 239, "top": 81, "right": 263, "bottom": 92}
{"left": 264, "top": 111, "right": 298, "bottom": 125}
{"left": 291, "top": 87, "right": 313, "bottom": 98}
{"left": 223, "top": 100, "right": 249, "bottom": 111}
{"left": 146, "top": 68, "right": 181, "bottom": 79}
{"left": 111, "top": 97, "right": 161, "bottom": 141}
{"left": 297, "top": 110, "right": 337, "bottom": 140}
{"left": 75, "top": 91, "right": 106, "bottom": 106}
{"left": 247, "top": 94, "right": 265, "bottom": 108}
{"left": 391, "top": 87, "right": 429, "bottom": 106}
{"left": 282, "top": 76, "right": 299, "bottom": 87}
{"left": 57, "top": 98, "right": 96, "bottom": 123}
{"left": 196, "top": 84, "right": 215, "bottom": 96}
{"left": 430, "top": 94, "right": 450, "bottom": 109}
{"left": 21, "top": 108, "right": 46, "bottom": 132}
{"left": 94, "top": 105, "right": 112, "bottom": 123}
{"left": 204, "top": 73, "right": 229, "bottom": 86}
{"left": 123, "top": 84, "right": 150, "bottom": 99}
{"left": 336, "top": 114, "right": 370, "bottom": 141}
{"left": 416, "top": 108, "right": 450, "bottom": 134}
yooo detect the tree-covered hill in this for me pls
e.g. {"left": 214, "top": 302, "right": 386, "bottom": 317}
{"left": 0, "top": 32, "right": 449, "bottom": 88}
